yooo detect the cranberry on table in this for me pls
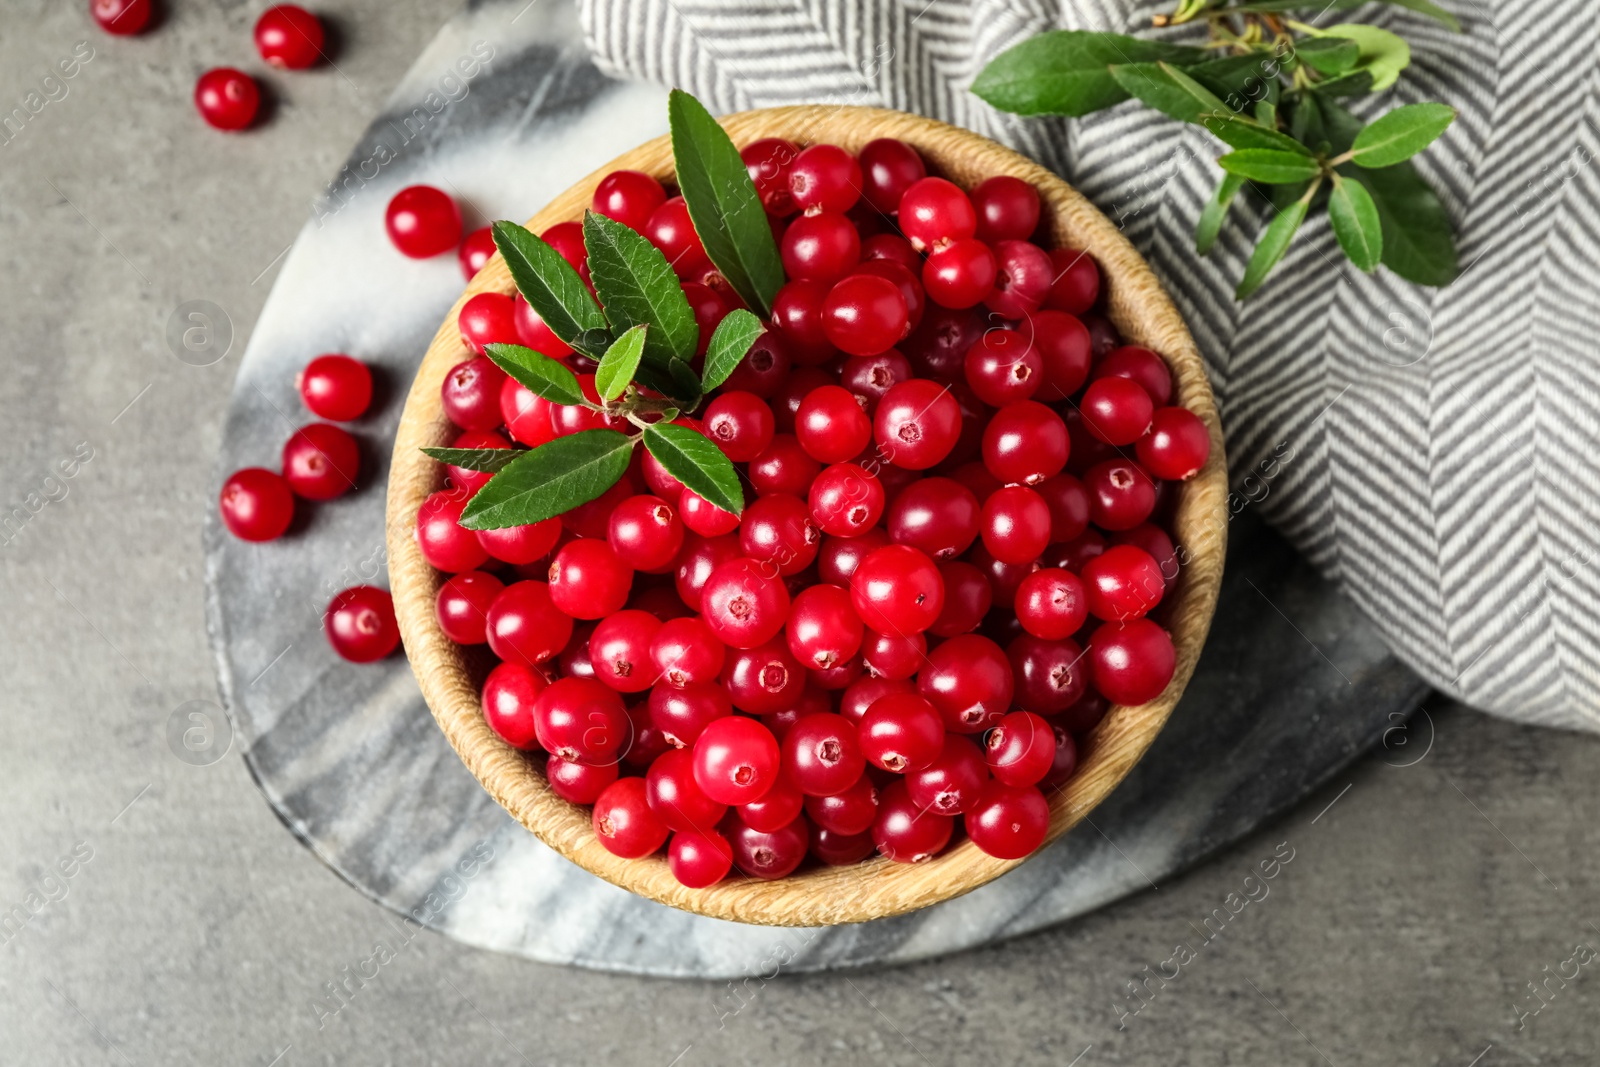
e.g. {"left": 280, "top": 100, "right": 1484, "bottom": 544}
{"left": 741, "top": 137, "right": 800, "bottom": 216}
{"left": 593, "top": 778, "right": 670, "bottom": 858}
{"left": 872, "top": 781, "right": 952, "bottom": 863}
{"left": 851, "top": 544, "right": 945, "bottom": 635}
{"left": 254, "top": 5, "right": 324, "bottom": 68}
{"left": 929, "top": 560, "right": 992, "bottom": 638}
{"left": 669, "top": 829, "right": 734, "bottom": 887}
{"left": 459, "top": 225, "right": 496, "bottom": 280}
{"left": 725, "top": 814, "right": 809, "bottom": 880}
{"left": 971, "top": 175, "right": 1042, "bottom": 243}
{"left": 780, "top": 211, "right": 860, "bottom": 282}
{"left": 1045, "top": 248, "right": 1101, "bottom": 315}
{"left": 789, "top": 144, "right": 863, "bottom": 214}
{"left": 385, "top": 185, "right": 461, "bottom": 258}
{"left": 1081, "top": 376, "right": 1155, "bottom": 447}
{"left": 282, "top": 423, "right": 359, "bottom": 501}
{"left": 822, "top": 274, "right": 909, "bottom": 357}
{"left": 1137, "top": 406, "right": 1211, "bottom": 481}
{"left": 608, "top": 495, "right": 684, "bottom": 572}
{"left": 91, "top": 0, "right": 151, "bottom": 35}
{"left": 907, "top": 734, "right": 989, "bottom": 816}
{"left": 324, "top": 586, "right": 400, "bottom": 663}
{"left": 918, "top": 633, "right": 1014, "bottom": 734}
{"left": 981, "top": 484, "right": 1051, "bottom": 565}
{"left": 647, "top": 747, "right": 727, "bottom": 832}
{"left": 873, "top": 378, "right": 962, "bottom": 470}
{"left": 984, "top": 710, "right": 1057, "bottom": 787}
{"left": 436, "top": 570, "right": 504, "bottom": 645}
{"left": 1014, "top": 567, "right": 1089, "bottom": 640}
{"left": 858, "top": 692, "right": 944, "bottom": 772}
{"left": 1089, "top": 618, "right": 1176, "bottom": 706}
{"left": 194, "top": 68, "right": 259, "bottom": 131}
{"left": 486, "top": 580, "right": 573, "bottom": 667}
{"left": 549, "top": 538, "right": 634, "bottom": 620}
{"left": 898, "top": 177, "right": 976, "bottom": 252}
{"left": 858, "top": 138, "right": 927, "bottom": 214}
{"left": 965, "top": 328, "right": 1042, "bottom": 408}
{"left": 298, "top": 354, "right": 371, "bottom": 422}
{"left": 922, "top": 238, "right": 996, "bottom": 310}
{"left": 458, "top": 293, "right": 519, "bottom": 356}
{"left": 1081, "top": 544, "right": 1166, "bottom": 621}
{"left": 481, "top": 661, "right": 546, "bottom": 749}
{"left": 592, "top": 169, "right": 666, "bottom": 233}
{"left": 982, "top": 401, "right": 1068, "bottom": 486}
{"left": 219, "top": 468, "right": 294, "bottom": 542}
{"left": 692, "top": 715, "right": 781, "bottom": 805}
{"left": 644, "top": 196, "right": 710, "bottom": 278}
{"left": 965, "top": 781, "right": 1050, "bottom": 860}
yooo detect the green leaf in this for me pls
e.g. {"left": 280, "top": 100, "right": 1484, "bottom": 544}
{"left": 1309, "top": 24, "right": 1410, "bottom": 91}
{"left": 1288, "top": 93, "right": 1327, "bottom": 152}
{"left": 1350, "top": 102, "right": 1456, "bottom": 168}
{"left": 642, "top": 422, "right": 744, "bottom": 517}
{"left": 971, "top": 30, "right": 1206, "bottom": 117}
{"left": 666, "top": 359, "right": 703, "bottom": 408}
{"left": 459, "top": 430, "right": 634, "bottom": 530}
{"left": 1196, "top": 172, "right": 1246, "bottom": 255}
{"left": 1327, "top": 174, "right": 1383, "bottom": 271}
{"left": 1358, "top": 159, "right": 1459, "bottom": 285}
{"left": 1108, "top": 61, "right": 1231, "bottom": 125}
{"left": 583, "top": 210, "right": 699, "bottom": 366}
{"left": 1295, "top": 37, "right": 1361, "bottom": 76}
{"left": 594, "top": 325, "right": 648, "bottom": 401}
{"left": 420, "top": 447, "right": 522, "bottom": 473}
{"left": 484, "top": 343, "right": 585, "bottom": 406}
{"left": 1309, "top": 69, "right": 1374, "bottom": 97}
{"left": 700, "top": 310, "right": 766, "bottom": 393}
{"left": 1327, "top": 0, "right": 1460, "bottom": 31}
{"left": 1186, "top": 53, "right": 1284, "bottom": 111}
{"left": 491, "top": 221, "right": 609, "bottom": 357}
{"left": 668, "top": 90, "right": 785, "bottom": 317}
{"left": 1205, "top": 112, "right": 1312, "bottom": 154}
{"left": 1236, "top": 195, "right": 1311, "bottom": 299}
{"left": 1218, "top": 149, "right": 1323, "bottom": 184}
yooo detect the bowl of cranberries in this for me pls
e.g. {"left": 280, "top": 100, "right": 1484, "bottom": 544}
{"left": 385, "top": 104, "right": 1226, "bottom": 926}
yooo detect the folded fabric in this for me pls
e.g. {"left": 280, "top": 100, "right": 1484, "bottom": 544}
{"left": 579, "top": 0, "right": 1600, "bottom": 732}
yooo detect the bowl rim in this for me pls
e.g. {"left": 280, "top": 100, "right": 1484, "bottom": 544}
{"left": 385, "top": 104, "right": 1228, "bottom": 927}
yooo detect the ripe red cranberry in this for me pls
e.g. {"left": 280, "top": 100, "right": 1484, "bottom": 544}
{"left": 669, "top": 829, "right": 734, "bottom": 887}
{"left": 1110, "top": 523, "right": 1179, "bottom": 592}
{"left": 648, "top": 682, "right": 731, "bottom": 748}
{"left": 724, "top": 812, "right": 808, "bottom": 879}
{"left": 1025, "top": 310, "right": 1092, "bottom": 401}
{"left": 903, "top": 304, "right": 984, "bottom": 379}
{"left": 965, "top": 328, "right": 1041, "bottom": 408}
{"left": 704, "top": 390, "right": 774, "bottom": 463}
{"left": 416, "top": 489, "right": 488, "bottom": 572}
{"left": 721, "top": 637, "right": 805, "bottom": 714}
{"left": 898, "top": 177, "right": 976, "bottom": 252}
{"left": 1014, "top": 568, "right": 1088, "bottom": 640}
{"left": 816, "top": 529, "right": 891, "bottom": 588}
{"left": 930, "top": 561, "right": 992, "bottom": 638}
{"left": 1064, "top": 406, "right": 1119, "bottom": 475}
{"left": 92, "top": 0, "right": 151, "bottom": 35}
{"left": 1039, "top": 722, "right": 1079, "bottom": 788}
{"left": 922, "top": 238, "right": 996, "bottom": 310}
{"left": 797, "top": 384, "right": 871, "bottom": 464}
{"left": 806, "top": 462, "right": 884, "bottom": 539}
{"left": 1045, "top": 248, "right": 1101, "bottom": 315}
{"left": 486, "top": 580, "right": 573, "bottom": 666}
{"left": 1089, "top": 618, "right": 1176, "bottom": 705}
{"left": 593, "top": 778, "right": 670, "bottom": 858}
{"left": 458, "top": 292, "right": 519, "bottom": 357}
{"left": 700, "top": 558, "right": 790, "bottom": 649}
{"left": 840, "top": 349, "right": 914, "bottom": 414}
{"left": 906, "top": 735, "right": 989, "bottom": 816}
{"left": 481, "top": 661, "right": 546, "bottom": 749}
{"left": 436, "top": 570, "right": 503, "bottom": 645}
{"left": 550, "top": 374, "right": 626, "bottom": 437}
{"left": 540, "top": 219, "right": 589, "bottom": 276}
{"left": 781, "top": 211, "right": 860, "bottom": 282}
{"left": 804, "top": 774, "right": 877, "bottom": 835}
{"left": 782, "top": 713, "right": 865, "bottom": 797}
{"left": 982, "top": 401, "right": 1068, "bottom": 486}
{"left": 740, "top": 494, "right": 820, "bottom": 576}
{"left": 822, "top": 274, "right": 908, "bottom": 357}
{"left": 1047, "top": 529, "right": 1107, "bottom": 576}
{"left": 1137, "top": 407, "right": 1211, "bottom": 481}
{"left": 1081, "top": 545, "right": 1165, "bottom": 621}
{"left": 589, "top": 610, "right": 664, "bottom": 693}
{"left": 981, "top": 485, "right": 1051, "bottom": 565}
{"left": 725, "top": 332, "right": 795, "bottom": 401}
{"left": 514, "top": 293, "right": 573, "bottom": 360}
{"left": 861, "top": 233, "right": 922, "bottom": 272}
{"left": 675, "top": 490, "right": 737, "bottom": 538}
{"left": 836, "top": 679, "right": 907, "bottom": 729}
{"left": 966, "top": 781, "right": 1050, "bottom": 860}
{"left": 873, "top": 781, "right": 952, "bottom": 863}
{"left": 533, "top": 677, "right": 628, "bottom": 765}
{"left": 547, "top": 756, "right": 618, "bottom": 805}
{"left": 861, "top": 629, "right": 926, "bottom": 681}
{"left": 592, "top": 170, "right": 666, "bottom": 233}
{"left": 1084, "top": 459, "right": 1158, "bottom": 531}
{"left": 886, "top": 477, "right": 979, "bottom": 560}
{"left": 548, "top": 539, "right": 632, "bottom": 620}
{"left": 968, "top": 540, "right": 1038, "bottom": 606}
{"left": 324, "top": 586, "right": 399, "bottom": 663}
{"left": 648, "top": 746, "right": 730, "bottom": 833}
{"left": 738, "top": 778, "right": 804, "bottom": 834}
{"left": 971, "top": 176, "right": 1041, "bottom": 243}
{"left": 459, "top": 225, "right": 496, "bottom": 280}
{"left": 440, "top": 355, "right": 508, "bottom": 431}
{"left": 281, "top": 423, "right": 359, "bottom": 501}
{"left": 1082, "top": 376, "right": 1155, "bottom": 446}
{"left": 219, "top": 468, "right": 294, "bottom": 541}
{"left": 607, "top": 495, "right": 684, "bottom": 572}
{"left": 254, "top": 5, "right": 323, "bottom": 68}
{"left": 298, "top": 354, "right": 372, "bottom": 421}
{"left": 874, "top": 379, "right": 962, "bottom": 470}
{"left": 1094, "top": 345, "right": 1174, "bottom": 406}
{"left": 478, "top": 515, "right": 559, "bottom": 565}
{"left": 851, "top": 544, "right": 944, "bottom": 635}
{"left": 644, "top": 196, "right": 709, "bottom": 278}
{"left": 984, "top": 711, "right": 1056, "bottom": 787}
{"left": 1083, "top": 312, "right": 1120, "bottom": 360}
{"left": 771, "top": 279, "right": 837, "bottom": 364}
{"left": 692, "top": 716, "right": 781, "bottom": 805}
{"left": 385, "top": 185, "right": 460, "bottom": 258}
{"left": 985, "top": 240, "right": 1053, "bottom": 319}
{"left": 564, "top": 477, "right": 636, "bottom": 539}
{"left": 741, "top": 137, "right": 800, "bottom": 216}
{"left": 194, "top": 69, "right": 259, "bottom": 131}
{"left": 649, "top": 616, "right": 726, "bottom": 689}
{"left": 558, "top": 621, "right": 598, "bottom": 680}
{"left": 1036, "top": 473, "right": 1091, "bottom": 544}
{"left": 786, "top": 584, "right": 864, "bottom": 671}
{"left": 918, "top": 633, "right": 1013, "bottom": 733}
{"left": 851, "top": 261, "right": 926, "bottom": 338}
{"left": 789, "top": 144, "right": 862, "bottom": 214}
{"left": 1008, "top": 633, "right": 1087, "bottom": 715}
{"left": 858, "top": 139, "right": 927, "bottom": 214}
{"left": 673, "top": 533, "right": 741, "bottom": 612}
{"left": 748, "top": 434, "right": 821, "bottom": 498}
{"left": 859, "top": 692, "right": 944, "bottom": 772}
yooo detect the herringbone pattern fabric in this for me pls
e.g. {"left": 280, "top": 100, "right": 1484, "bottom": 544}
{"left": 579, "top": 0, "right": 1600, "bottom": 731}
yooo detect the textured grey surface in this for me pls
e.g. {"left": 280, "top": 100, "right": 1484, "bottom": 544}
{"left": 2, "top": 1, "right": 1599, "bottom": 1064}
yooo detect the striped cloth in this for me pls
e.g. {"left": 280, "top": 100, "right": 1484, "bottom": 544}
{"left": 579, "top": 0, "right": 1600, "bottom": 732}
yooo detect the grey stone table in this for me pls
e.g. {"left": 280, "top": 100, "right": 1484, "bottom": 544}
{"left": 2, "top": 1, "right": 1597, "bottom": 1064}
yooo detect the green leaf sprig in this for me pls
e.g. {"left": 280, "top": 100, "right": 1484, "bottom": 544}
{"left": 971, "top": 0, "right": 1462, "bottom": 297}
{"left": 427, "top": 91, "right": 778, "bottom": 531}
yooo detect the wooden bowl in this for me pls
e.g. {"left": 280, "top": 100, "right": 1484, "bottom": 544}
{"left": 386, "top": 105, "right": 1228, "bottom": 927}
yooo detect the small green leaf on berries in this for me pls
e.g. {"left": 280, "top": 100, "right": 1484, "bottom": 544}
{"left": 459, "top": 429, "right": 635, "bottom": 530}
{"left": 642, "top": 421, "right": 743, "bottom": 516}
{"left": 1349, "top": 102, "right": 1456, "bottom": 168}
{"left": 484, "top": 343, "right": 586, "bottom": 406}
{"left": 420, "top": 447, "right": 522, "bottom": 474}
{"left": 595, "top": 324, "right": 648, "bottom": 401}
{"left": 583, "top": 210, "right": 699, "bottom": 367}
{"left": 490, "top": 221, "right": 609, "bottom": 356}
{"left": 700, "top": 310, "right": 766, "bottom": 392}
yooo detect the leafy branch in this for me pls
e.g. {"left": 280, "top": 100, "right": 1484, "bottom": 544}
{"left": 971, "top": 0, "right": 1461, "bottom": 297}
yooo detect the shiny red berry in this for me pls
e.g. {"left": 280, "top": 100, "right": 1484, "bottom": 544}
{"left": 858, "top": 692, "right": 944, "bottom": 773}
{"left": 721, "top": 637, "right": 805, "bottom": 714}
{"left": 608, "top": 495, "right": 684, "bottom": 572}
{"left": 514, "top": 293, "right": 573, "bottom": 360}
{"left": 673, "top": 533, "right": 741, "bottom": 612}
{"left": 648, "top": 747, "right": 728, "bottom": 832}
{"left": 1084, "top": 459, "right": 1158, "bottom": 531}
{"left": 851, "top": 544, "right": 944, "bottom": 635}
{"left": 806, "top": 774, "right": 878, "bottom": 835}
{"left": 669, "top": 829, "right": 734, "bottom": 887}
{"left": 592, "top": 170, "right": 665, "bottom": 233}
{"left": 966, "top": 781, "right": 1050, "bottom": 859}
{"left": 692, "top": 715, "right": 781, "bottom": 805}
{"left": 476, "top": 517, "right": 561, "bottom": 566}
{"left": 1137, "top": 407, "right": 1211, "bottom": 481}
{"left": 458, "top": 292, "right": 519, "bottom": 356}
{"left": 857, "top": 138, "right": 927, "bottom": 213}
{"left": 861, "top": 628, "right": 926, "bottom": 681}
{"left": 1007, "top": 633, "right": 1088, "bottom": 715}
{"left": 929, "top": 560, "right": 992, "bottom": 638}
{"left": 898, "top": 177, "right": 976, "bottom": 252}
{"left": 872, "top": 781, "right": 952, "bottom": 863}
{"left": 984, "top": 711, "right": 1057, "bottom": 787}
{"left": 1028, "top": 310, "right": 1093, "bottom": 401}
{"left": 1089, "top": 618, "right": 1176, "bottom": 705}
{"left": 533, "top": 677, "right": 628, "bottom": 765}
{"left": 500, "top": 378, "right": 556, "bottom": 448}
{"left": 771, "top": 279, "right": 837, "bottom": 363}
{"left": 481, "top": 661, "right": 547, "bottom": 749}
{"left": 1014, "top": 568, "right": 1088, "bottom": 640}
{"left": 92, "top": 0, "right": 151, "bottom": 35}
{"left": 648, "top": 681, "right": 732, "bottom": 749}
{"left": 840, "top": 348, "right": 914, "bottom": 414}
{"left": 459, "top": 225, "right": 496, "bottom": 280}
{"left": 787, "top": 583, "right": 864, "bottom": 670}
{"left": 650, "top": 616, "right": 726, "bottom": 689}
{"left": 781, "top": 211, "right": 860, "bottom": 282}
{"left": 440, "top": 355, "right": 509, "bottom": 431}
{"left": 737, "top": 778, "right": 804, "bottom": 834}
{"left": 704, "top": 390, "right": 775, "bottom": 463}
{"left": 436, "top": 570, "right": 503, "bottom": 645}
{"left": 748, "top": 434, "right": 821, "bottom": 498}
{"left": 918, "top": 633, "right": 1013, "bottom": 734}
{"left": 194, "top": 69, "right": 259, "bottom": 131}
{"left": 808, "top": 462, "right": 885, "bottom": 538}
{"left": 644, "top": 196, "right": 710, "bottom": 278}
{"left": 324, "top": 586, "right": 400, "bottom": 663}
{"left": 740, "top": 493, "right": 820, "bottom": 576}
{"left": 593, "top": 778, "right": 670, "bottom": 858}
{"left": 700, "top": 557, "right": 790, "bottom": 649}
{"left": 282, "top": 423, "right": 360, "bottom": 501}
{"left": 741, "top": 137, "right": 800, "bottom": 216}
{"left": 782, "top": 713, "right": 865, "bottom": 797}
{"left": 486, "top": 580, "right": 573, "bottom": 667}
{"left": 789, "top": 144, "right": 862, "bottom": 214}
{"left": 298, "top": 354, "right": 372, "bottom": 421}
{"left": 416, "top": 489, "right": 488, "bottom": 572}
{"left": 385, "top": 185, "right": 460, "bottom": 258}
{"left": 964, "top": 328, "right": 1041, "bottom": 408}
{"left": 922, "top": 238, "right": 996, "bottom": 309}
{"left": 906, "top": 734, "right": 989, "bottom": 816}
{"left": 549, "top": 539, "right": 633, "bottom": 620}
{"left": 797, "top": 384, "right": 872, "bottom": 464}
{"left": 547, "top": 756, "right": 617, "bottom": 805}
{"left": 1081, "top": 376, "right": 1154, "bottom": 446}
{"left": 885, "top": 476, "right": 979, "bottom": 560}
{"left": 822, "top": 274, "right": 908, "bottom": 357}
{"left": 725, "top": 812, "right": 809, "bottom": 880}
{"left": 873, "top": 379, "right": 962, "bottom": 470}
{"left": 1045, "top": 248, "right": 1101, "bottom": 315}
{"left": 588, "top": 609, "right": 664, "bottom": 693}
{"left": 980, "top": 484, "right": 1051, "bottom": 565}
{"left": 1081, "top": 545, "right": 1166, "bottom": 622}
{"left": 254, "top": 5, "right": 323, "bottom": 68}
{"left": 971, "top": 176, "right": 1041, "bottom": 243}
{"left": 219, "top": 468, "right": 294, "bottom": 542}
{"left": 982, "top": 401, "right": 1068, "bottom": 486}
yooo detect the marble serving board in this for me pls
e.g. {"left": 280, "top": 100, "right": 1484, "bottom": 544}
{"left": 202, "top": 0, "right": 1427, "bottom": 978}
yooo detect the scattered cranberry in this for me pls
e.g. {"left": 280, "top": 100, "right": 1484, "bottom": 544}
{"left": 255, "top": 5, "right": 324, "bottom": 69}
{"left": 219, "top": 468, "right": 295, "bottom": 542}
{"left": 282, "top": 423, "right": 359, "bottom": 501}
{"left": 194, "top": 69, "right": 259, "bottom": 131}
{"left": 324, "top": 586, "right": 399, "bottom": 663}
{"left": 386, "top": 186, "right": 461, "bottom": 259}
{"left": 298, "top": 354, "right": 372, "bottom": 422}
{"left": 92, "top": 0, "right": 151, "bottom": 35}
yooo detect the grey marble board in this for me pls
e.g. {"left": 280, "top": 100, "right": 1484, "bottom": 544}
{"left": 202, "top": 0, "right": 1427, "bottom": 978}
